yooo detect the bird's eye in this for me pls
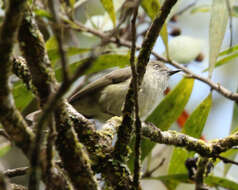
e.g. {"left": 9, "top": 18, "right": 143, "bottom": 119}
{"left": 153, "top": 64, "right": 160, "bottom": 70}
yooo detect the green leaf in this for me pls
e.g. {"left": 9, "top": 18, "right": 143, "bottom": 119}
{"left": 13, "top": 81, "right": 33, "bottom": 111}
{"left": 232, "top": 6, "right": 238, "bottom": 17}
{"left": 147, "top": 78, "right": 194, "bottom": 131}
{"left": 46, "top": 36, "right": 91, "bottom": 62}
{"left": 46, "top": 36, "right": 58, "bottom": 51}
{"left": 182, "top": 94, "right": 212, "bottom": 137}
{"left": 34, "top": 9, "right": 52, "bottom": 20}
{"left": 219, "top": 44, "right": 238, "bottom": 57}
{"left": 141, "top": 0, "right": 169, "bottom": 57}
{"left": 190, "top": 4, "right": 210, "bottom": 14}
{"left": 168, "top": 149, "right": 194, "bottom": 175}
{"left": 100, "top": 0, "right": 116, "bottom": 26}
{"left": 55, "top": 54, "right": 130, "bottom": 81}
{"left": 128, "top": 78, "right": 194, "bottom": 171}
{"left": 69, "top": 0, "right": 75, "bottom": 8}
{"left": 48, "top": 47, "right": 90, "bottom": 62}
{"left": 150, "top": 174, "right": 238, "bottom": 190}
{"left": 138, "top": 78, "right": 194, "bottom": 166}
{"left": 141, "top": 0, "right": 160, "bottom": 19}
{"left": 216, "top": 52, "right": 238, "bottom": 67}
{"left": 230, "top": 100, "right": 238, "bottom": 133}
{"left": 208, "top": 0, "right": 229, "bottom": 78}
{"left": 205, "top": 175, "right": 238, "bottom": 190}
{"left": 168, "top": 94, "right": 212, "bottom": 174}
{"left": 204, "top": 52, "right": 238, "bottom": 72}
{"left": 221, "top": 98, "right": 238, "bottom": 176}
{"left": 0, "top": 143, "right": 11, "bottom": 157}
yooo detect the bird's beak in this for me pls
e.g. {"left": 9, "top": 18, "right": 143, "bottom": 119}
{"left": 168, "top": 69, "right": 181, "bottom": 76}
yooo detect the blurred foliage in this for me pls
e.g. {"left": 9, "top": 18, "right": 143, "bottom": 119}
{"left": 3, "top": 0, "right": 238, "bottom": 189}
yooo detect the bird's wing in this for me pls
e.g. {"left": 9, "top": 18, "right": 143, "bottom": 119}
{"left": 69, "top": 67, "right": 132, "bottom": 103}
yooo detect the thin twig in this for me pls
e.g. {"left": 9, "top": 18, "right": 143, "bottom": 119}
{"left": 217, "top": 155, "right": 238, "bottom": 166}
{"left": 0, "top": 129, "right": 11, "bottom": 140}
{"left": 4, "top": 167, "right": 29, "bottom": 178}
{"left": 225, "top": 0, "right": 233, "bottom": 48}
{"left": 70, "top": 20, "right": 238, "bottom": 102}
{"left": 45, "top": 113, "right": 57, "bottom": 188}
{"left": 48, "top": 0, "right": 69, "bottom": 82}
{"left": 142, "top": 158, "right": 165, "bottom": 178}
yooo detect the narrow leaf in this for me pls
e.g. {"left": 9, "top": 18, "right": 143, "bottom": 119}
{"left": 147, "top": 78, "right": 194, "bottom": 131}
{"left": 204, "top": 52, "right": 238, "bottom": 72}
{"left": 219, "top": 44, "right": 238, "bottom": 57}
{"left": 182, "top": 94, "right": 212, "bottom": 137}
{"left": 141, "top": 0, "right": 169, "bottom": 57}
{"left": 0, "top": 142, "right": 11, "bottom": 157}
{"left": 190, "top": 4, "right": 210, "bottom": 14}
{"left": 232, "top": 6, "right": 238, "bottom": 17}
{"left": 13, "top": 81, "right": 33, "bottom": 111}
{"left": 205, "top": 175, "right": 238, "bottom": 190}
{"left": 168, "top": 94, "right": 212, "bottom": 174}
{"left": 208, "top": 0, "right": 229, "bottom": 78}
{"left": 222, "top": 98, "right": 238, "bottom": 176}
{"left": 55, "top": 54, "right": 130, "bottom": 81}
{"left": 216, "top": 52, "right": 238, "bottom": 67}
{"left": 34, "top": 9, "right": 52, "bottom": 20}
{"left": 48, "top": 47, "right": 90, "bottom": 62}
{"left": 100, "top": 0, "right": 116, "bottom": 26}
{"left": 230, "top": 100, "right": 238, "bottom": 133}
{"left": 138, "top": 78, "right": 194, "bottom": 165}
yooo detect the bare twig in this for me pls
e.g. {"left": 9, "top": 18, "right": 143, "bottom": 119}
{"left": 142, "top": 158, "right": 166, "bottom": 178}
{"left": 70, "top": 21, "right": 238, "bottom": 102}
{"left": 4, "top": 167, "right": 29, "bottom": 178}
{"left": 225, "top": 0, "right": 233, "bottom": 47}
{"left": 0, "top": 129, "right": 11, "bottom": 140}
{"left": 217, "top": 155, "right": 238, "bottom": 166}
{"left": 48, "top": 0, "right": 69, "bottom": 82}
{"left": 45, "top": 114, "right": 56, "bottom": 188}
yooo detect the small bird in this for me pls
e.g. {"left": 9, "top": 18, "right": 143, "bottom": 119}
{"left": 69, "top": 61, "right": 180, "bottom": 122}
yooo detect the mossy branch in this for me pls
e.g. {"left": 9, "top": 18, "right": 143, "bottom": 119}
{"left": 114, "top": 0, "right": 178, "bottom": 162}
{"left": 18, "top": 8, "right": 98, "bottom": 190}
{"left": 0, "top": 0, "right": 34, "bottom": 155}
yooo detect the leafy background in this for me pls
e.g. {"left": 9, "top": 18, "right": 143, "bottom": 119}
{"left": 0, "top": 0, "right": 238, "bottom": 189}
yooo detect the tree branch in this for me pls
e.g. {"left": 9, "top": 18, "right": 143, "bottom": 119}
{"left": 114, "top": 0, "right": 178, "bottom": 162}
{"left": 0, "top": 0, "right": 34, "bottom": 155}
{"left": 129, "top": 1, "right": 142, "bottom": 189}
{"left": 18, "top": 9, "right": 98, "bottom": 190}
{"left": 195, "top": 157, "right": 209, "bottom": 190}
